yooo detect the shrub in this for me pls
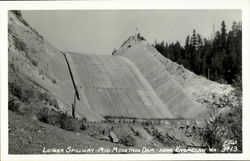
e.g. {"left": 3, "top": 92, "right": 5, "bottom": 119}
{"left": 135, "top": 131, "right": 140, "bottom": 136}
{"left": 52, "top": 78, "right": 57, "bottom": 84}
{"left": 8, "top": 94, "right": 22, "bottom": 112}
{"left": 201, "top": 82, "right": 242, "bottom": 152}
{"left": 12, "top": 10, "right": 22, "bottom": 17}
{"left": 9, "top": 81, "right": 35, "bottom": 104}
{"left": 9, "top": 82, "right": 22, "bottom": 99}
{"left": 38, "top": 92, "right": 59, "bottom": 109}
{"left": 79, "top": 118, "right": 87, "bottom": 130}
{"left": 12, "top": 35, "right": 26, "bottom": 51}
{"left": 9, "top": 63, "right": 16, "bottom": 73}
{"left": 37, "top": 106, "right": 50, "bottom": 123}
{"left": 21, "top": 88, "right": 34, "bottom": 103}
{"left": 38, "top": 92, "right": 50, "bottom": 102}
{"left": 58, "top": 112, "right": 81, "bottom": 131}
{"left": 119, "top": 135, "right": 135, "bottom": 146}
{"left": 31, "top": 59, "right": 38, "bottom": 67}
{"left": 8, "top": 94, "right": 33, "bottom": 114}
{"left": 37, "top": 107, "right": 82, "bottom": 132}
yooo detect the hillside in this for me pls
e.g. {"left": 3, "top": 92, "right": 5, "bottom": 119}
{"left": 9, "top": 110, "right": 127, "bottom": 154}
{"left": 114, "top": 35, "right": 233, "bottom": 104}
{"left": 9, "top": 11, "right": 102, "bottom": 121}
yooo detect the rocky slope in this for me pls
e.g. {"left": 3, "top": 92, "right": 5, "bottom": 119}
{"left": 114, "top": 34, "right": 233, "bottom": 105}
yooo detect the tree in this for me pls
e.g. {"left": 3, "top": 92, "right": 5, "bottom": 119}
{"left": 173, "top": 41, "right": 182, "bottom": 62}
{"left": 154, "top": 20, "right": 242, "bottom": 84}
{"left": 197, "top": 34, "right": 203, "bottom": 48}
{"left": 184, "top": 35, "right": 190, "bottom": 59}
{"left": 220, "top": 21, "right": 227, "bottom": 53}
{"left": 191, "top": 29, "right": 198, "bottom": 50}
{"left": 196, "top": 34, "right": 203, "bottom": 74}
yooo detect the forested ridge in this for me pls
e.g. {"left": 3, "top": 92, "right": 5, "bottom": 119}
{"left": 154, "top": 21, "right": 242, "bottom": 84}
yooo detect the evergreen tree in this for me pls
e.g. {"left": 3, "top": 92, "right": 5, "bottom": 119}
{"left": 220, "top": 21, "right": 227, "bottom": 53}
{"left": 191, "top": 29, "right": 198, "bottom": 50}
{"left": 154, "top": 20, "right": 241, "bottom": 84}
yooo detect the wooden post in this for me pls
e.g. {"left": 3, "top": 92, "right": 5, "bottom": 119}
{"left": 208, "top": 67, "right": 210, "bottom": 80}
{"left": 72, "top": 92, "right": 76, "bottom": 118}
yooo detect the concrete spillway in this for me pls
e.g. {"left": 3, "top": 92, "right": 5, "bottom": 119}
{"left": 44, "top": 42, "right": 103, "bottom": 121}
{"left": 67, "top": 52, "right": 174, "bottom": 119}
{"left": 44, "top": 43, "right": 175, "bottom": 120}
{"left": 44, "top": 41, "right": 208, "bottom": 120}
{"left": 115, "top": 40, "right": 209, "bottom": 119}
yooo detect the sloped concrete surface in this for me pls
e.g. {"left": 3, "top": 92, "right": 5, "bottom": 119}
{"left": 68, "top": 52, "right": 174, "bottom": 119}
{"left": 115, "top": 39, "right": 209, "bottom": 119}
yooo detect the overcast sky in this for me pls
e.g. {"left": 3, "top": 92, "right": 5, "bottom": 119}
{"left": 22, "top": 10, "right": 241, "bottom": 55}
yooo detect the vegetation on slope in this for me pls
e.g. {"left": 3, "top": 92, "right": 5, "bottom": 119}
{"left": 155, "top": 21, "right": 242, "bottom": 84}
{"left": 201, "top": 76, "right": 242, "bottom": 152}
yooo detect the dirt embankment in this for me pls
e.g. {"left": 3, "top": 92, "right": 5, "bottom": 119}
{"left": 9, "top": 110, "right": 128, "bottom": 154}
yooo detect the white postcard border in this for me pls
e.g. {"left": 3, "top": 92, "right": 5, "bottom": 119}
{"left": 1, "top": 0, "right": 250, "bottom": 160}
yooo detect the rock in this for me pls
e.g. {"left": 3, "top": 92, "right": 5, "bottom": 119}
{"left": 109, "top": 131, "right": 119, "bottom": 143}
{"left": 95, "top": 136, "right": 110, "bottom": 142}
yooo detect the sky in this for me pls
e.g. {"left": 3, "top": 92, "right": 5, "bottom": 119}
{"left": 22, "top": 10, "right": 241, "bottom": 55}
